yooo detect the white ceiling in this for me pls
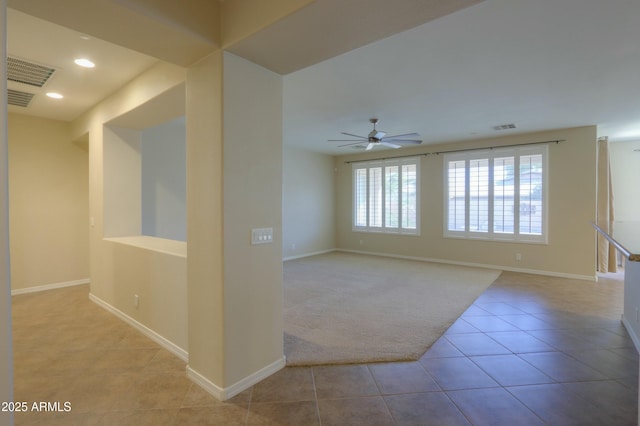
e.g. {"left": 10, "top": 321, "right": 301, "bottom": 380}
{"left": 226, "top": 0, "right": 481, "bottom": 74}
{"left": 7, "top": 8, "right": 158, "bottom": 122}
{"left": 285, "top": 0, "right": 640, "bottom": 154}
{"left": 7, "top": 0, "right": 640, "bottom": 154}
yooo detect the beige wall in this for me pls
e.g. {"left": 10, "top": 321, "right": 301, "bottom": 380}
{"left": 610, "top": 139, "right": 640, "bottom": 222}
{"left": 100, "top": 121, "right": 188, "bottom": 353}
{"left": 186, "top": 51, "right": 285, "bottom": 395}
{"left": 8, "top": 114, "right": 89, "bottom": 291}
{"left": 102, "top": 126, "right": 141, "bottom": 238}
{"left": 100, "top": 239, "right": 187, "bottom": 352}
{"left": 141, "top": 117, "right": 187, "bottom": 241}
{"left": 283, "top": 147, "right": 335, "bottom": 259}
{"left": 335, "top": 126, "right": 598, "bottom": 279}
{"left": 185, "top": 51, "right": 226, "bottom": 387}
{"left": 69, "top": 62, "right": 189, "bottom": 355}
{"left": 1, "top": 0, "right": 15, "bottom": 416}
{"left": 609, "top": 140, "right": 640, "bottom": 416}
{"left": 185, "top": 50, "right": 286, "bottom": 397}
{"left": 222, "top": 52, "right": 284, "bottom": 385}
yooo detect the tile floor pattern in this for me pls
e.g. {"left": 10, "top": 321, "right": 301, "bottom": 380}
{"left": 11, "top": 270, "right": 638, "bottom": 425}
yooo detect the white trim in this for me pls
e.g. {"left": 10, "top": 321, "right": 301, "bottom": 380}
{"left": 186, "top": 356, "right": 285, "bottom": 401}
{"left": 283, "top": 248, "right": 336, "bottom": 262}
{"left": 89, "top": 293, "right": 188, "bottom": 361}
{"left": 336, "top": 248, "right": 597, "bottom": 282}
{"left": 622, "top": 314, "right": 640, "bottom": 353}
{"left": 11, "top": 278, "right": 90, "bottom": 296}
{"left": 186, "top": 367, "right": 225, "bottom": 400}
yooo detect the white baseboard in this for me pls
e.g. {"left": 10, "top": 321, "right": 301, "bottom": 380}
{"left": 283, "top": 249, "right": 336, "bottom": 262}
{"left": 499, "top": 266, "right": 596, "bottom": 281}
{"left": 336, "top": 249, "right": 597, "bottom": 281}
{"left": 89, "top": 293, "right": 188, "bottom": 362}
{"left": 11, "top": 278, "right": 90, "bottom": 296}
{"left": 90, "top": 293, "right": 286, "bottom": 401}
{"left": 186, "top": 356, "right": 285, "bottom": 401}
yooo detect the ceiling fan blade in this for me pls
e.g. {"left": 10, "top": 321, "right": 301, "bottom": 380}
{"left": 341, "top": 132, "right": 368, "bottom": 139}
{"left": 337, "top": 142, "right": 366, "bottom": 147}
{"left": 382, "top": 133, "right": 419, "bottom": 140}
{"left": 381, "top": 142, "right": 401, "bottom": 149}
{"left": 330, "top": 122, "right": 421, "bottom": 149}
{"left": 384, "top": 139, "right": 423, "bottom": 144}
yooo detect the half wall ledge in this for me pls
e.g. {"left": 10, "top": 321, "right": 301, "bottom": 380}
{"left": 103, "top": 235, "right": 186, "bottom": 258}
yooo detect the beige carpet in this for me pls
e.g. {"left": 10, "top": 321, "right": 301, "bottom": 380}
{"left": 284, "top": 252, "right": 501, "bottom": 366}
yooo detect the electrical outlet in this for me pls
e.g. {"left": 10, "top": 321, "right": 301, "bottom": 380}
{"left": 515, "top": 253, "right": 522, "bottom": 261}
{"left": 134, "top": 294, "right": 139, "bottom": 309}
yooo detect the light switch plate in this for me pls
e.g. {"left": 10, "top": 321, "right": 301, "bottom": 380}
{"left": 251, "top": 227, "right": 273, "bottom": 245}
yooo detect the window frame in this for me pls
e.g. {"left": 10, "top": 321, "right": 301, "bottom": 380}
{"left": 443, "top": 145, "right": 548, "bottom": 244}
{"left": 352, "top": 157, "right": 420, "bottom": 235}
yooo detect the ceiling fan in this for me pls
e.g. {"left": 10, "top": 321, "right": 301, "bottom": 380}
{"left": 329, "top": 118, "right": 423, "bottom": 151}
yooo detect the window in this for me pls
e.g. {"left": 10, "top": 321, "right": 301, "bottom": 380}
{"left": 353, "top": 157, "right": 420, "bottom": 234}
{"left": 444, "top": 145, "right": 547, "bottom": 243}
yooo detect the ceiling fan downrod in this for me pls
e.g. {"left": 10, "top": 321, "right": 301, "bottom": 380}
{"left": 368, "top": 118, "right": 384, "bottom": 141}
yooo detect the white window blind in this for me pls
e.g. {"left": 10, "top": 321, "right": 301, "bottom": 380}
{"left": 493, "top": 156, "right": 514, "bottom": 234}
{"left": 447, "top": 160, "right": 466, "bottom": 232}
{"left": 385, "top": 165, "right": 399, "bottom": 228}
{"left": 402, "top": 163, "right": 418, "bottom": 230}
{"left": 369, "top": 167, "right": 383, "bottom": 228}
{"left": 444, "top": 145, "right": 547, "bottom": 243}
{"left": 355, "top": 168, "right": 367, "bottom": 227}
{"left": 469, "top": 158, "right": 489, "bottom": 233}
{"left": 519, "top": 154, "right": 544, "bottom": 235}
{"left": 353, "top": 157, "right": 420, "bottom": 235}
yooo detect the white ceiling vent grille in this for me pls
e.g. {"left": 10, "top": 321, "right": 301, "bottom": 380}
{"left": 8, "top": 89, "right": 35, "bottom": 107}
{"left": 493, "top": 123, "right": 517, "bottom": 131}
{"left": 7, "top": 57, "right": 56, "bottom": 87}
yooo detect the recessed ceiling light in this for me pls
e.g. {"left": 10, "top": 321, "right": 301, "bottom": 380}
{"left": 46, "top": 92, "right": 64, "bottom": 99}
{"left": 74, "top": 58, "right": 95, "bottom": 68}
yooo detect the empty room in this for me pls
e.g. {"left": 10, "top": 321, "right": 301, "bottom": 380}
{"left": 2, "top": 0, "right": 640, "bottom": 424}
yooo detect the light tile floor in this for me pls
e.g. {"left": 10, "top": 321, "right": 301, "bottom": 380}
{"left": 11, "top": 270, "right": 638, "bottom": 425}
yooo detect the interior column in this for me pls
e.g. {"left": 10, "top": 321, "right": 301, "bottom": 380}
{"left": 1, "top": 0, "right": 16, "bottom": 424}
{"left": 186, "top": 50, "right": 226, "bottom": 391}
{"left": 185, "top": 50, "right": 285, "bottom": 399}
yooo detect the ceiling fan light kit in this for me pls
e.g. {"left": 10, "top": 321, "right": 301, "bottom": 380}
{"left": 329, "top": 118, "right": 423, "bottom": 151}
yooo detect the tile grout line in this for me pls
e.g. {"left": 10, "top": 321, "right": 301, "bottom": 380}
{"left": 244, "top": 385, "right": 254, "bottom": 426}
{"left": 310, "top": 368, "right": 323, "bottom": 426}
{"left": 366, "top": 364, "right": 400, "bottom": 426}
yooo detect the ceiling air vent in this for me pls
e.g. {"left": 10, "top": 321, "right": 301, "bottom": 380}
{"left": 493, "top": 123, "right": 517, "bottom": 131}
{"left": 8, "top": 89, "right": 35, "bottom": 107}
{"left": 7, "top": 56, "right": 56, "bottom": 87}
